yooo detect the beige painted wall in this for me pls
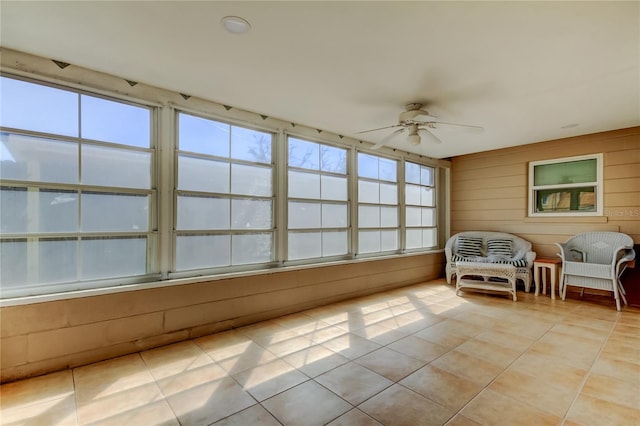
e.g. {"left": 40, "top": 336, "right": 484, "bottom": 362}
{"left": 451, "top": 127, "right": 640, "bottom": 258}
{"left": 0, "top": 253, "right": 443, "bottom": 382}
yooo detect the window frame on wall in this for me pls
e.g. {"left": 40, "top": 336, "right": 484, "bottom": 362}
{"left": 172, "top": 111, "right": 277, "bottom": 275}
{"left": 404, "top": 161, "right": 438, "bottom": 250}
{"left": 286, "top": 135, "right": 350, "bottom": 262}
{"left": 356, "top": 152, "right": 400, "bottom": 256}
{"left": 0, "top": 74, "right": 158, "bottom": 298}
{"left": 528, "top": 153, "right": 603, "bottom": 217}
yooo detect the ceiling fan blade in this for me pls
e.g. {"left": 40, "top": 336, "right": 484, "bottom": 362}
{"left": 371, "top": 128, "right": 406, "bottom": 150}
{"left": 425, "top": 121, "right": 484, "bottom": 133}
{"left": 417, "top": 128, "right": 443, "bottom": 144}
{"left": 355, "top": 124, "right": 403, "bottom": 135}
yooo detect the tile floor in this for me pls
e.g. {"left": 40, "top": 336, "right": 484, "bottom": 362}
{"left": 2, "top": 278, "right": 639, "bottom": 426}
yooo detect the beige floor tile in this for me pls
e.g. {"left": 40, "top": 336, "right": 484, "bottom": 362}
{"left": 82, "top": 399, "right": 178, "bottom": 426}
{"left": 272, "top": 312, "right": 333, "bottom": 336}
{"left": 212, "top": 404, "right": 281, "bottom": 426}
{"left": 259, "top": 334, "right": 315, "bottom": 357}
{"left": 461, "top": 388, "right": 561, "bottom": 426}
{"left": 590, "top": 356, "right": 640, "bottom": 382}
{"left": 321, "top": 333, "right": 381, "bottom": 360}
{"left": 489, "top": 369, "right": 578, "bottom": 417}
{"left": 358, "top": 383, "right": 454, "bottom": 426}
{"left": 474, "top": 328, "right": 536, "bottom": 353}
{"left": 261, "top": 380, "right": 352, "bottom": 426}
{"left": 355, "top": 347, "right": 425, "bottom": 382}
{"left": 73, "top": 354, "right": 155, "bottom": 403}
{"left": 326, "top": 408, "right": 383, "bottom": 426}
{"left": 549, "top": 322, "right": 610, "bottom": 342}
{"left": 580, "top": 372, "right": 640, "bottom": 410}
{"left": 612, "top": 322, "right": 640, "bottom": 337}
{"left": 565, "top": 393, "right": 640, "bottom": 426}
{"left": 444, "top": 414, "right": 482, "bottom": 426}
{"left": 387, "top": 335, "right": 449, "bottom": 363}
{"left": 305, "top": 324, "right": 349, "bottom": 343}
{"left": 315, "top": 362, "right": 393, "bottom": 405}
{"left": 350, "top": 323, "right": 410, "bottom": 345}
{"left": 282, "top": 344, "right": 350, "bottom": 377}
{"left": 0, "top": 394, "right": 78, "bottom": 426}
{"left": 528, "top": 332, "right": 603, "bottom": 370}
{"left": 0, "top": 370, "right": 74, "bottom": 409}
{"left": 561, "top": 314, "right": 616, "bottom": 333}
{"left": 400, "top": 364, "right": 484, "bottom": 411}
{"left": 376, "top": 310, "right": 443, "bottom": 334}
{"left": 454, "top": 338, "right": 521, "bottom": 369}
{"left": 232, "top": 358, "right": 309, "bottom": 401}
{"left": 508, "top": 352, "right": 588, "bottom": 389}
{"left": 235, "top": 319, "right": 290, "bottom": 341}
{"left": 413, "top": 324, "right": 470, "bottom": 350}
{"left": 430, "top": 350, "right": 503, "bottom": 387}
{"left": 164, "top": 376, "right": 256, "bottom": 425}
{"left": 195, "top": 331, "right": 278, "bottom": 374}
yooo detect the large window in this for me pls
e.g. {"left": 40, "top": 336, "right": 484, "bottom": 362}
{"left": 357, "top": 153, "right": 399, "bottom": 254}
{"left": 175, "top": 112, "right": 274, "bottom": 271}
{"left": 405, "top": 162, "right": 437, "bottom": 249}
{"left": 287, "top": 137, "right": 349, "bottom": 260}
{"left": 529, "top": 154, "right": 603, "bottom": 216}
{"left": 0, "top": 76, "right": 154, "bottom": 296}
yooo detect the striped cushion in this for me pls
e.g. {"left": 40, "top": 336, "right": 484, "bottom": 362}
{"left": 452, "top": 254, "right": 527, "bottom": 268}
{"left": 456, "top": 236, "right": 483, "bottom": 257}
{"left": 487, "top": 239, "right": 512, "bottom": 257}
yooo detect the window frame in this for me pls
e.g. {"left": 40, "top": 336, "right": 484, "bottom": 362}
{"left": 528, "top": 153, "right": 603, "bottom": 217}
{"left": 404, "top": 161, "right": 438, "bottom": 251}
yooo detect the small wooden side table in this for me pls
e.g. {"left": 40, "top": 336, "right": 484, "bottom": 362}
{"left": 534, "top": 258, "right": 563, "bottom": 299}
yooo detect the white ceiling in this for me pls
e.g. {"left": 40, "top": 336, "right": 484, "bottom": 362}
{"left": 1, "top": 1, "right": 638, "bottom": 159}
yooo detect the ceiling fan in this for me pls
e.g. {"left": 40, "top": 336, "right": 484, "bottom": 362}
{"left": 356, "top": 103, "right": 484, "bottom": 150}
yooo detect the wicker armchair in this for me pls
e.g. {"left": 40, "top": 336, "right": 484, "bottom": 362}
{"left": 555, "top": 232, "right": 635, "bottom": 311}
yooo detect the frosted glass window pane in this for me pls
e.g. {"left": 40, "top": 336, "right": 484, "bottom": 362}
{"left": 40, "top": 190, "right": 78, "bottom": 233}
{"left": 322, "top": 203, "right": 347, "bottom": 228}
{"left": 320, "top": 145, "right": 347, "bottom": 174}
{"left": 176, "top": 235, "right": 231, "bottom": 270}
{"left": 406, "top": 207, "right": 422, "bottom": 227}
{"left": 423, "top": 228, "right": 437, "bottom": 248}
{"left": 405, "top": 162, "right": 421, "bottom": 184}
{"left": 178, "top": 156, "right": 229, "bottom": 193}
{"left": 288, "top": 232, "right": 321, "bottom": 260}
{"left": 178, "top": 113, "right": 230, "bottom": 157}
{"left": 289, "top": 171, "right": 320, "bottom": 199}
{"left": 406, "top": 229, "right": 422, "bottom": 249}
{"left": 0, "top": 77, "right": 78, "bottom": 137}
{"left": 231, "top": 126, "right": 272, "bottom": 163}
{"left": 358, "top": 180, "right": 379, "bottom": 203}
{"left": 359, "top": 231, "right": 380, "bottom": 254}
{"left": 1, "top": 133, "right": 78, "bottom": 184}
{"left": 421, "top": 208, "right": 435, "bottom": 226}
{"left": 81, "top": 237, "right": 146, "bottom": 280}
{"left": 1, "top": 187, "right": 27, "bottom": 233}
{"left": 380, "top": 183, "right": 397, "bottom": 204}
{"left": 231, "top": 164, "right": 272, "bottom": 196}
{"left": 379, "top": 158, "right": 397, "bottom": 182}
{"left": 380, "top": 207, "right": 397, "bottom": 227}
{"left": 381, "top": 230, "right": 398, "bottom": 251}
{"left": 0, "top": 240, "right": 27, "bottom": 287}
{"left": 81, "top": 95, "right": 150, "bottom": 148}
{"left": 177, "top": 196, "right": 229, "bottom": 230}
{"left": 82, "top": 193, "right": 147, "bottom": 232}
{"left": 421, "top": 187, "right": 434, "bottom": 206}
{"left": 288, "top": 138, "right": 319, "bottom": 170}
{"left": 232, "top": 199, "right": 272, "bottom": 229}
{"left": 322, "top": 231, "right": 348, "bottom": 256}
{"left": 289, "top": 202, "right": 321, "bottom": 229}
{"left": 82, "top": 145, "right": 150, "bottom": 189}
{"left": 421, "top": 167, "right": 434, "bottom": 186}
{"left": 406, "top": 184, "right": 421, "bottom": 205}
{"left": 358, "top": 153, "right": 378, "bottom": 179}
{"left": 359, "top": 205, "right": 380, "bottom": 228}
{"left": 321, "top": 175, "right": 347, "bottom": 201}
{"left": 232, "top": 233, "right": 272, "bottom": 264}
{"left": 534, "top": 159, "right": 596, "bottom": 186}
{"left": 39, "top": 238, "right": 78, "bottom": 284}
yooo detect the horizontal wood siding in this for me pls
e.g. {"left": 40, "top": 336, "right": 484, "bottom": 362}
{"left": 0, "top": 253, "right": 444, "bottom": 382}
{"left": 451, "top": 127, "right": 640, "bottom": 258}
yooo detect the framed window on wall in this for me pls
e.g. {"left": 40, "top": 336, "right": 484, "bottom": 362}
{"left": 528, "top": 153, "right": 603, "bottom": 217}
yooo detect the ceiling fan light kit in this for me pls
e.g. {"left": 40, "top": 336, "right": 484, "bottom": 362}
{"left": 357, "top": 103, "right": 483, "bottom": 150}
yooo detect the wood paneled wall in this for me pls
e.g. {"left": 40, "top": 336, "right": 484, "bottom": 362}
{"left": 0, "top": 253, "right": 444, "bottom": 382}
{"left": 451, "top": 127, "right": 640, "bottom": 258}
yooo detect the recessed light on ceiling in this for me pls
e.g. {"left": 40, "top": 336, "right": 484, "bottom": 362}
{"left": 221, "top": 16, "right": 251, "bottom": 34}
{"left": 561, "top": 123, "right": 579, "bottom": 129}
